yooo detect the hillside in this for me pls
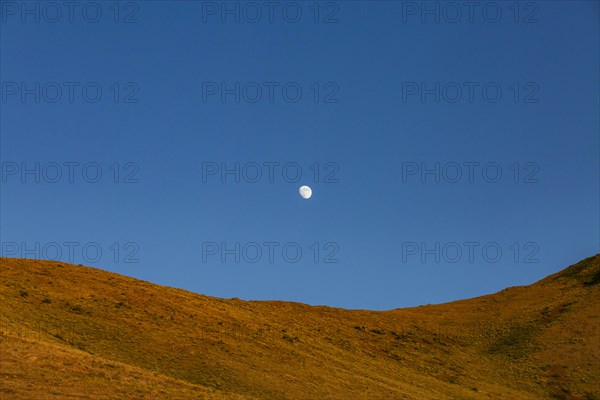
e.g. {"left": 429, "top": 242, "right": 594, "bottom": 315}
{"left": 1, "top": 255, "right": 599, "bottom": 399}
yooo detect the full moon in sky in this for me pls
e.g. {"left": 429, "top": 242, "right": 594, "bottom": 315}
{"left": 299, "top": 185, "right": 312, "bottom": 199}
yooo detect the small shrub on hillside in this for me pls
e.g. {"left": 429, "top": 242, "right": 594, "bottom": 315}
{"left": 585, "top": 270, "right": 600, "bottom": 286}
{"left": 391, "top": 331, "right": 406, "bottom": 339}
{"left": 282, "top": 333, "right": 299, "bottom": 343}
{"left": 70, "top": 305, "right": 84, "bottom": 313}
{"left": 585, "top": 392, "right": 599, "bottom": 400}
{"left": 550, "top": 393, "right": 567, "bottom": 400}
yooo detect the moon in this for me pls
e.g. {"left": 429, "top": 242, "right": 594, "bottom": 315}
{"left": 299, "top": 185, "right": 312, "bottom": 199}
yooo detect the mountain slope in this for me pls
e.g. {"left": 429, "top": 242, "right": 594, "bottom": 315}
{"left": 1, "top": 255, "right": 599, "bottom": 399}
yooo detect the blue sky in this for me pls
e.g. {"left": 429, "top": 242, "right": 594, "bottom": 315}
{"left": 1, "top": 1, "right": 598, "bottom": 309}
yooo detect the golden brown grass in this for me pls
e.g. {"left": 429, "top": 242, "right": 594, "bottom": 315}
{"left": 1, "top": 255, "right": 599, "bottom": 399}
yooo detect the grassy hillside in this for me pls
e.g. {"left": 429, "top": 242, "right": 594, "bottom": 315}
{"left": 1, "top": 255, "right": 599, "bottom": 399}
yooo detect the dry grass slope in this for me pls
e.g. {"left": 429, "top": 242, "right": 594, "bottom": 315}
{"left": 1, "top": 255, "right": 599, "bottom": 399}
